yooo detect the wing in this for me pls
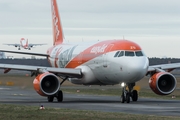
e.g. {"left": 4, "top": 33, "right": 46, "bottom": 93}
{"left": 28, "top": 43, "right": 47, "bottom": 47}
{"left": 0, "top": 64, "right": 82, "bottom": 78}
{"left": 147, "top": 63, "right": 180, "bottom": 74}
{"left": 3, "top": 43, "right": 20, "bottom": 47}
{"left": 0, "top": 50, "right": 48, "bottom": 57}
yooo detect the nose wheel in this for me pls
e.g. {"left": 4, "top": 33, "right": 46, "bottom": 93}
{"left": 132, "top": 90, "right": 138, "bottom": 101}
{"left": 120, "top": 83, "right": 138, "bottom": 103}
{"left": 121, "top": 92, "right": 125, "bottom": 103}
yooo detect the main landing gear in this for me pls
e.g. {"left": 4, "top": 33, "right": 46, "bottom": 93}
{"left": 121, "top": 83, "right": 138, "bottom": 103}
{"left": 47, "top": 90, "right": 63, "bottom": 102}
{"left": 47, "top": 76, "right": 68, "bottom": 102}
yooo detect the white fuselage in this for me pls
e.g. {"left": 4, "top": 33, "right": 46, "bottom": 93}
{"left": 47, "top": 40, "right": 149, "bottom": 85}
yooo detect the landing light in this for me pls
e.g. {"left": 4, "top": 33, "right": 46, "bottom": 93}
{"left": 121, "top": 82, "right": 126, "bottom": 87}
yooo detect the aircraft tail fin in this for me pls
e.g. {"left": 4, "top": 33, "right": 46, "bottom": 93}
{"left": 51, "top": 0, "right": 64, "bottom": 45}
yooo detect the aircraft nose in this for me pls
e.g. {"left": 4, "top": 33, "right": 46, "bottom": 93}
{"left": 125, "top": 57, "right": 149, "bottom": 82}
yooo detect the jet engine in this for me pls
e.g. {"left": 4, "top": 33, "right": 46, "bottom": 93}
{"left": 33, "top": 72, "right": 60, "bottom": 96}
{"left": 149, "top": 72, "right": 176, "bottom": 95}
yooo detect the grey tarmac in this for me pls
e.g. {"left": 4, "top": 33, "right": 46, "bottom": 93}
{"left": 0, "top": 86, "right": 180, "bottom": 117}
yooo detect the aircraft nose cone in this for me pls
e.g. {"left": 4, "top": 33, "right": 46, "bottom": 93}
{"left": 126, "top": 57, "right": 148, "bottom": 82}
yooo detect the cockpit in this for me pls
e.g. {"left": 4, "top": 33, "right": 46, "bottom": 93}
{"left": 114, "top": 51, "right": 144, "bottom": 57}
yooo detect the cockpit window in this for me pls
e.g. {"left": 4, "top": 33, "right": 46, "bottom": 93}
{"left": 114, "top": 51, "right": 124, "bottom": 57}
{"left": 114, "top": 51, "right": 120, "bottom": 57}
{"left": 125, "top": 51, "right": 135, "bottom": 57}
{"left": 118, "top": 51, "right": 124, "bottom": 57}
{"left": 135, "top": 51, "right": 144, "bottom": 56}
{"left": 115, "top": 51, "right": 144, "bottom": 57}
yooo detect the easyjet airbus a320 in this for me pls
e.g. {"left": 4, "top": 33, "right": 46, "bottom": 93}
{"left": 0, "top": 0, "right": 180, "bottom": 103}
{"left": 3, "top": 38, "right": 46, "bottom": 50}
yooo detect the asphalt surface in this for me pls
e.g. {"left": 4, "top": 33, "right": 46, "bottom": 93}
{"left": 0, "top": 86, "right": 180, "bottom": 117}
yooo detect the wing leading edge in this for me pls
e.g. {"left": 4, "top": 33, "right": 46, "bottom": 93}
{"left": 0, "top": 64, "right": 82, "bottom": 78}
{"left": 28, "top": 43, "right": 47, "bottom": 47}
{"left": 0, "top": 50, "right": 48, "bottom": 57}
{"left": 3, "top": 44, "right": 20, "bottom": 47}
{"left": 148, "top": 63, "right": 180, "bottom": 71}
{"left": 147, "top": 63, "right": 180, "bottom": 75}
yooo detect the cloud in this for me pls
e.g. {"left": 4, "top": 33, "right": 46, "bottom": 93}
{"left": 55, "top": 0, "right": 180, "bottom": 14}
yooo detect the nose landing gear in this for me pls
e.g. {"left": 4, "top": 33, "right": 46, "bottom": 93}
{"left": 121, "top": 83, "right": 138, "bottom": 103}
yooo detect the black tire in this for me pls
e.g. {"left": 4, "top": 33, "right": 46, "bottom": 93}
{"left": 126, "top": 93, "right": 130, "bottom": 103}
{"left": 121, "top": 95, "right": 125, "bottom": 103}
{"left": 132, "top": 90, "right": 138, "bottom": 101}
{"left": 57, "top": 90, "right": 63, "bottom": 102}
{"left": 48, "top": 96, "right": 54, "bottom": 102}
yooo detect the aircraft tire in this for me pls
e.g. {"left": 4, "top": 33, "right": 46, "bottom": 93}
{"left": 121, "top": 94, "right": 125, "bottom": 103}
{"left": 48, "top": 96, "right": 54, "bottom": 102}
{"left": 126, "top": 93, "right": 130, "bottom": 103}
{"left": 57, "top": 90, "right": 63, "bottom": 102}
{"left": 132, "top": 90, "right": 138, "bottom": 101}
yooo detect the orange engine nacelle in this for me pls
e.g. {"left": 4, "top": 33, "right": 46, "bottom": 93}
{"left": 33, "top": 72, "right": 60, "bottom": 96}
{"left": 149, "top": 72, "right": 176, "bottom": 95}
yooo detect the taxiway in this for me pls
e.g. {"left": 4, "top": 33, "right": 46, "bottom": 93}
{"left": 0, "top": 86, "right": 180, "bottom": 116}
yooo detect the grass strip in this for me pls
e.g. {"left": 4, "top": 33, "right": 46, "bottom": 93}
{"left": 0, "top": 104, "right": 179, "bottom": 120}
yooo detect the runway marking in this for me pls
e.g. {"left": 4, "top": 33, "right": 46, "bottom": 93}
{"left": 13, "top": 94, "right": 24, "bottom": 96}
{"left": 0, "top": 87, "right": 10, "bottom": 90}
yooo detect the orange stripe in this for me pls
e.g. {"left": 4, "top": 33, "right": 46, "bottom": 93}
{"left": 65, "top": 40, "right": 141, "bottom": 68}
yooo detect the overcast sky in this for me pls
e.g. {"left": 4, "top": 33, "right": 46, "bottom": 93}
{"left": 0, "top": 0, "right": 180, "bottom": 58}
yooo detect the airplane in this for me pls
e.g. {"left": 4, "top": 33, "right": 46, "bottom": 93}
{"left": 0, "top": 0, "right": 180, "bottom": 103}
{"left": 3, "top": 38, "right": 46, "bottom": 50}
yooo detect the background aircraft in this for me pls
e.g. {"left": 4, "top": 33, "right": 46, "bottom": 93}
{"left": 3, "top": 38, "right": 46, "bottom": 50}
{"left": 0, "top": 0, "right": 180, "bottom": 103}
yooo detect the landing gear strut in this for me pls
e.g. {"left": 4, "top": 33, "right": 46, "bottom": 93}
{"left": 121, "top": 83, "right": 138, "bottom": 103}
